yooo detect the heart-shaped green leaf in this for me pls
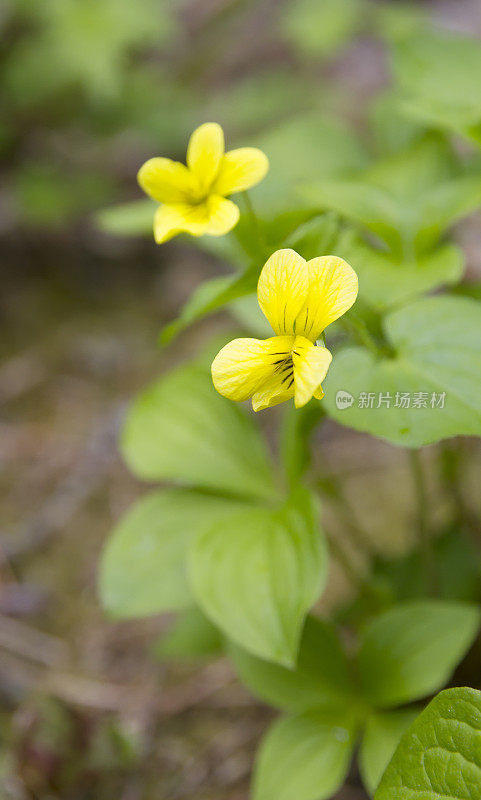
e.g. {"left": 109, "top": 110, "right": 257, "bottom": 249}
{"left": 99, "top": 489, "right": 249, "bottom": 618}
{"left": 189, "top": 488, "right": 326, "bottom": 666}
{"left": 253, "top": 708, "right": 358, "bottom": 800}
{"left": 122, "top": 365, "right": 277, "bottom": 500}
{"left": 230, "top": 615, "right": 354, "bottom": 712}
{"left": 324, "top": 295, "right": 481, "bottom": 446}
{"left": 358, "top": 600, "right": 480, "bottom": 708}
{"left": 375, "top": 687, "right": 481, "bottom": 800}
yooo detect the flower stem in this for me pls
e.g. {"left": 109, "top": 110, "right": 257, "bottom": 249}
{"left": 313, "top": 478, "right": 379, "bottom": 604}
{"left": 317, "top": 474, "right": 373, "bottom": 554}
{"left": 440, "top": 439, "right": 481, "bottom": 549}
{"left": 241, "top": 191, "right": 266, "bottom": 259}
{"left": 340, "top": 315, "right": 379, "bottom": 356}
{"left": 408, "top": 449, "right": 438, "bottom": 596}
{"left": 326, "top": 532, "right": 380, "bottom": 606}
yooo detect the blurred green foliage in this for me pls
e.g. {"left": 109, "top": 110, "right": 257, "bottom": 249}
{"left": 391, "top": 28, "right": 481, "bottom": 143}
{"left": 0, "top": 0, "right": 436, "bottom": 232}
{"left": 281, "top": 0, "right": 362, "bottom": 59}
{"left": 4, "top": 0, "right": 176, "bottom": 102}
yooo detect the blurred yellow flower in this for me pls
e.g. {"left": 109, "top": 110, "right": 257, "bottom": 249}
{"left": 137, "top": 122, "right": 269, "bottom": 244}
{"left": 212, "top": 249, "right": 358, "bottom": 411}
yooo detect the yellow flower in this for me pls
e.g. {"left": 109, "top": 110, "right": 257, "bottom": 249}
{"left": 137, "top": 122, "right": 269, "bottom": 244}
{"left": 212, "top": 249, "right": 358, "bottom": 411}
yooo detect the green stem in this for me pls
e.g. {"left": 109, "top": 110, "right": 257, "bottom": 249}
{"left": 317, "top": 474, "right": 373, "bottom": 554}
{"left": 340, "top": 315, "right": 379, "bottom": 356}
{"left": 326, "top": 533, "right": 380, "bottom": 606}
{"left": 241, "top": 191, "right": 266, "bottom": 259}
{"left": 440, "top": 439, "right": 481, "bottom": 548}
{"left": 313, "top": 480, "right": 379, "bottom": 603}
{"left": 400, "top": 237, "right": 416, "bottom": 264}
{"left": 409, "top": 449, "right": 438, "bottom": 596}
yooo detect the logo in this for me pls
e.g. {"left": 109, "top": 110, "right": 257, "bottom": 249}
{"left": 335, "top": 390, "right": 354, "bottom": 410}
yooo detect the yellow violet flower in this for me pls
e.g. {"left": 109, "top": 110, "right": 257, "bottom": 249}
{"left": 137, "top": 122, "right": 269, "bottom": 244}
{"left": 212, "top": 249, "right": 358, "bottom": 411}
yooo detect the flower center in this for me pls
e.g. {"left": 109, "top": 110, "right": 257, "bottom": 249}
{"left": 189, "top": 190, "right": 209, "bottom": 205}
{"left": 273, "top": 354, "right": 295, "bottom": 390}
{"left": 188, "top": 174, "right": 215, "bottom": 205}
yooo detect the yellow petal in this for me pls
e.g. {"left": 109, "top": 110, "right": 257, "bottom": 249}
{"left": 313, "top": 385, "right": 325, "bottom": 400}
{"left": 296, "top": 256, "right": 358, "bottom": 341}
{"left": 212, "top": 336, "right": 294, "bottom": 402}
{"left": 257, "top": 249, "right": 309, "bottom": 336}
{"left": 292, "top": 336, "right": 332, "bottom": 408}
{"left": 187, "top": 122, "right": 224, "bottom": 192}
{"left": 153, "top": 196, "right": 239, "bottom": 243}
{"left": 153, "top": 202, "right": 209, "bottom": 243}
{"left": 213, "top": 148, "right": 269, "bottom": 196}
{"left": 153, "top": 205, "right": 184, "bottom": 243}
{"left": 252, "top": 371, "right": 295, "bottom": 412}
{"left": 137, "top": 157, "right": 198, "bottom": 203}
{"left": 203, "top": 195, "right": 240, "bottom": 236}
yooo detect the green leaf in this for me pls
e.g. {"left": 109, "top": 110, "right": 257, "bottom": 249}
{"left": 375, "top": 687, "right": 481, "bottom": 800}
{"left": 350, "top": 131, "right": 457, "bottom": 199}
{"left": 323, "top": 295, "right": 481, "bottom": 447}
{"left": 230, "top": 615, "right": 354, "bottom": 712}
{"left": 206, "top": 68, "right": 317, "bottom": 137}
{"left": 189, "top": 487, "right": 326, "bottom": 666}
{"left": 368, "top": 91, "right": 426, "bottom": 155}
{"left": 253, "top": 708, "right": 358, "bottom": 800}
{"left": 261, "top": 208, "right": 323, "bottom": 250}
{"left": 303, "top": 135, "right": 480, "bottom": 256}
{"left": 159, "top": 265, "right": 259, "bottom": 345}
{"left": 347, "top": 240, "right": 464, "bottom": 312}
{"left": 230, "top": 294, "right": 273, "bottom": 337}
{"left": 251, "top": 112, "right": 368, "bottom": 217}
{"left": 121, "top": 365, "right": 276, "bottom": 501}
{"left": 416, "top": 173, "right": 481, "bottom": 247}
{"left": 153, "top": 607, "right": 223, "bottom": 661}
{"left": 99, "top": 489, "right": 248, "bottom": 618}
{"left": 95, "top": 199, "right": 155, "bottom": 237}
{"left": 188, "top": 228, "right": 246, "bottom": 268}
{"left": 284, "top": 212, "right": 355, "bottom": 262}
{"left": 371, "top": 2, "right": 426, "bottom": 45}
{"left": 358, "top": 600, "right": 480, "bottom": 708}
{"left": 391, "top": 30, "right": 481, "bottom": 143}
{"left": 360, "top": 709, "right": 419, "bottom": 795}
{"left": 281, "top": 0, "right": 361, "bottom": 59}
{"left": 303, "top": 176, "right": 405, "bottom": 254}
{"left": 6, "top": 0, "right": 177, "bottom": 103}
{"left": 454, "top": 282, "right": 481, "bottom": 303}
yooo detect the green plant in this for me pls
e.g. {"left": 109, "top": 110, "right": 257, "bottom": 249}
{"left": 98, "top": 16, "right": 481, "bottom": 800}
